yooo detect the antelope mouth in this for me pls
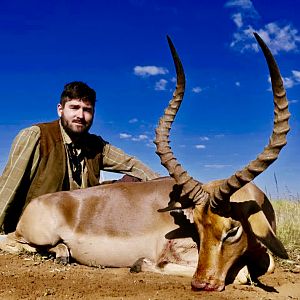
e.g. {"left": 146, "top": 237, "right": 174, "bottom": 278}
{"left": 191, "top": 278, "right": 225, "bottom": 292}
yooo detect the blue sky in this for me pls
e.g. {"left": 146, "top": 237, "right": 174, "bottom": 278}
{"left": 0, "top": 0, "right": 299, "bottom": 199}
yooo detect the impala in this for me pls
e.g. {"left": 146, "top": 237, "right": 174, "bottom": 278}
{"left": 0, "top": 33, "right": 289, "bottom": 291}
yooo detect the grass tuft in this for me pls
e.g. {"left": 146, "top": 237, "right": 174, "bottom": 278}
{"left": 272, "top": 200, "right": 300, "bottom": 247}
{"left": 272, "top": 199, "right": 300, "bottom": 268}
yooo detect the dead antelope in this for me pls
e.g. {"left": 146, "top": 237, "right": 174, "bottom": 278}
{"left": 1, "top": 33, "right": 289, "bottom": 292}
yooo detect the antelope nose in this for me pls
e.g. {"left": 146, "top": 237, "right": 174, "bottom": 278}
{"left": 191, "top": 278, "right": 225, "bottom": 292}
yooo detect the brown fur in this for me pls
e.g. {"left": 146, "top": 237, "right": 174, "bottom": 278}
{"left": 0, "top": 177, "right": 284, "bottom": 292}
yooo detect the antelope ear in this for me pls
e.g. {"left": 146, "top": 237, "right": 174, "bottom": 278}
{"left": 248, "top": 211, "right": 288, "bottom": 259}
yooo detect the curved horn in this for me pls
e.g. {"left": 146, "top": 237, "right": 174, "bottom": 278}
{"left": 154, "top": 36, "right": 209, "bottom": 204}
{"left": 210, "top": 32, "right": 290, "bottom": 211}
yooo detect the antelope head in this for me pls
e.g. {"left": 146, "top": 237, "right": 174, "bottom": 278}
{"left": 154, "top": 34, "right": 290, "bottom": 291}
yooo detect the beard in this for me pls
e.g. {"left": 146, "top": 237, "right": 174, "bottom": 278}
{"left": 60, "top": 115, "right": 93, "bottom": 140}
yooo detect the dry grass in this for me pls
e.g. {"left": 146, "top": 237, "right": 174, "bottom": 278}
{"left": 272, "top": 200, "right": 300, "bottom": 247}
{"left": 271, "top": 199, "right": 300, "bottom": 268}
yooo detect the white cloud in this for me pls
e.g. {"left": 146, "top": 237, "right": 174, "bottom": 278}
{"left": 225, "top": 0, "right": 259, "bottom": 18}
{"left": 129, "top": 118, "right": 138, "bottom": 123}
{"left": 199, "top": 136, "right": 209, "bottom": 141}
{"left": 282, "top": 76, "right": 295, "bottom": 89}
{"left": 256, "top": 24, "right": 300, "bottom": 54}
{"left": 230, "top": 23, "right": 300, "bottom": 54}
{"left": 292, "top": 70, "right": 300, "bottom": 82}
{"left": 138, "top": 134, "right": 148, "bottom": 140}
{"left": 128, "top": 134, "right": 150, "bottom": 142}
{"left": 289, "top": 99, "right": 299, "bottom": 104}
{"left": 125, "top": 134, "right": 150, "bottom": 142}
{"left": 195, "top": 144, "right": 206, "bottom": 149}
{"left": 134, "top": 66, "right": 168, "bottom": 77}
{"left": 226, "top": 0, "right": 300, "bottom": 54}
{"left": 155, "top": 79, "right": 168, "bottom": 91}
{"left": 232, "top": 13, "right": 243, "bottom": 28}
{"left": 120, "top": 133, "right": 132, "bottom": 139}
{"left": 192, "top": 86, "right": 202, "bottom": 93}
{"left": 225, "top": 0, "right": 255, "bottom": 10}
{"left": 268, "top": 69, "right": 300, "bottom": 90}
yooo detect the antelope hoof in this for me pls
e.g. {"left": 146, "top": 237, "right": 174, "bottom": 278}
{"left": 130, "top": 257, "right": 145, "bottom": 273}
{"left": 55, "top": 256, "right": 69, "bottom": 265}
{"left": 233, "top": 265, "right": 250, "bottom": 285}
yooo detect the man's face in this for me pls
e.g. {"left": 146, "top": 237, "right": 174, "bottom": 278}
{"left": 57, "top": 98, "right": 94, "bottom": 139}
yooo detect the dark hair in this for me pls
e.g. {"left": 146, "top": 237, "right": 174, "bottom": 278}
{"left": 60, "top": 81, "right": 96, "bottom": 107}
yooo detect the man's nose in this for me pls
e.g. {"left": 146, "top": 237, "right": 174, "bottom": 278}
{"left": 76, "top": 108, "right": 84, "bottom": 118}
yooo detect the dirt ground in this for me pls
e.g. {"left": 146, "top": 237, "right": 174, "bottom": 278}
{"left": 0, "top": 250, "right": 299, "bottom": 300}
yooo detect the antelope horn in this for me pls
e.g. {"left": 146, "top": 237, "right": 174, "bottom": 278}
{"left": 154, "top": 36, "right": 209, "bottom": 205}
{"left": 210, "top": 32, "right": 290, "bottom": 211}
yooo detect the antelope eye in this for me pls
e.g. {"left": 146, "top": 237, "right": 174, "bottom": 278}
{"left": 223, "top": 226, "right": 242, "bottom": 243}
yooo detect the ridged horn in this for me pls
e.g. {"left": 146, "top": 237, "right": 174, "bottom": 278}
{"left": 210, "top": 32, "right": 290, "bottom": 211}
{"left": 154, "top": 36, "right": 209, "bottom": 205}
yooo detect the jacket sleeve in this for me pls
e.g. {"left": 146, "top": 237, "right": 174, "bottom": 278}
{"left": 101, "top": 143, "right": 159, "bottom": 181}
{"left": 0, "top": 126, "right": 40, "bottom": 231}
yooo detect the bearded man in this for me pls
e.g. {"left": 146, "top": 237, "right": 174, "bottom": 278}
{"left": 0, "top": 81, "right": 158, "bottom": 233}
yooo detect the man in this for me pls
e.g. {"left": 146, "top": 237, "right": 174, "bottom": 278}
{"left": 0, "top": 81, "right": 158, "bottom": 233}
